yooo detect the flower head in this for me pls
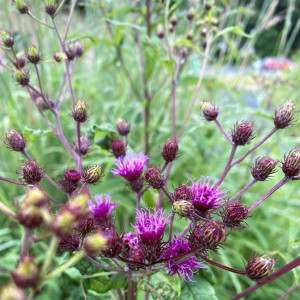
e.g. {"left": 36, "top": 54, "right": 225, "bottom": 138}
{"left": 5, "top": 129, "right": 26, "bottom": 152}
{"left": 274, "top": 100, "right": 297, "bottom": 129}
{"left": 163, "top": 236, "right": 203, "bottom": 281}
{"left": 161, "top": 139, "right": 179, "bottom": 162}
{"left": 282, "top": 147, "right": 300, "bottom": 177}
{"left": 200, "top": 100, "right": 219, "bottom": 121}
{"left": 111, "top": 152, "right": 149, "bottom": 181}
{"left": 133, "top": 208, "right": 169, "bottom": 245}
{"left": 187, "top": 177, "right": 227, "bottom": 215}
{"left": 231, "top": 121, "right": 255, "bottom": 146}
{"left": 251, "top": 156, "right": 278, "bottom": 181}
{"left": 116, "top": 117, "right": 130, "bottom": 136}
{"left": 88, "top": 194, "right": 118, "bottom": 223}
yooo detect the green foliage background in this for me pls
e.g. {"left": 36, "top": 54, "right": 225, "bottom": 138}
{"left": 0, "top": 0, "right": 300, "bottom": 299}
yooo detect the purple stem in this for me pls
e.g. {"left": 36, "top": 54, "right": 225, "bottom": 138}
{"left": 84, "top": 255, "right": 124, "bottom": 273}
{"left": 0, "top": 176, "right": 26, "bottom": 186}
{"left": 76, "top": 122, "right": 82, "bottom": 172}
{"left": 172, "top": 56, "right": 181, "bottom": 139}
{"left": 230, "top": 256, "right": 300, "bottom": 300}
{"left": 248, "top": 176, "right": 290, "bottom": 212}
{"left": 231, "top": 127, "right": 278, "bottom": 167}
{"left": 214, "top": 119, "right": 232, "bottom": 144}
{"left": 0, "top": 60, "right": 14, "bottom": 71}
{"left": 168, "top": 211, "right": 175, "bottom": 243}
{"left": 20, "top": 228, "right": 34, "bottom": 260}
{"left": 178, "top": 221, "right": 193, "bottom": 239}
{"left": 161, "top": 187, "right": 173, "bottom": 203}
{"left": 117, "top": 289, "right": 124, "bottom": 300}
{"left": 63, "top": 0, "right": 77, "bottom": 43}
{"left": 278, "top": 283, "right": 300, "bottom": 300}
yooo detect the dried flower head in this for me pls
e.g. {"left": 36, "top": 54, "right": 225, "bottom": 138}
{"left": 20, "top": 160, "right": 43, "bottom": 184}
{"left": 221, "top": 201, "right": 249, "bottom": 230}
{"left": 282, "top": 147, "right": 300, "bottom": 177}
{"left": 144, "top": 166, "right": 165, "bottom": 189}
{"left": 163, "top": 236, "right": 203, "bottom": 281}
{"left": 274, "top": 100, "right": 297, "bottom": 129}
{"left": 72, "top": 100, "right": 88, "bottom": 122}
{"left": 57, "top": 234, "right": 80, "bottom": 255}
{"left": 0, "top": 30, "right": 14, "bottom": 47}
{"left": 12, "top": 256, "right": 39, "bottom": 289}
{"left": 245, "top": 254, "right": 275, "bottom": 281}
{"left": 88, "top": 194, "right": 118, "bottom": 224}
{"left": 110, "top": 139, "right": 126, "bottom": 158}
{"left": 116, "top": 117, "right": 130, "bottom": 136}
{"left": 231, "top": 121, "right": 255, "bottom": 146}
{"left": 200, "top": 100, "right": 219, "bottom": 121}
{"left": 14, "top": 69, "right": 30, "bottom": 86}
{"left": 27, "top": 44, "right": 41, "bottom": 64}
{"left": 251, "top": 156, "right": 278, "bottom": 181}
{"left": 5, "top": 129, "right": 26, "bottom": 152}
{"left": 161, "top": 139, "right": 178, "bottom": 162}
{"left": 188, "top": 177, "right": 227, "bottom": 216}
{"left": 111, "top": 152, "right": 149, "bottom": 181}
{"left": 173, "top": 184, "right": 193, "bottom": 201}
{"left": 81, "top": 165, "right": 103, "bottom": 184}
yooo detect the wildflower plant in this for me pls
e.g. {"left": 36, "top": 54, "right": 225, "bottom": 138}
{"left": 0, "top": 1, "right": 299, "bottom": 300}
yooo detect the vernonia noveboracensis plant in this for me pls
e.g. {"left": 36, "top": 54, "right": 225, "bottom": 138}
{"left": 0, "top": 1, "right": 299, "bottom": 300}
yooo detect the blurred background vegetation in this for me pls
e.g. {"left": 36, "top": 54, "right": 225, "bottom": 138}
{"left": 0, "top": 0, "right": 300, "bottom": 299}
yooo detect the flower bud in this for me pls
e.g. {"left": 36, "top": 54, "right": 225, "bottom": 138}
{"left": 200, "top": 100, "right": 218, "bottom": 121}
{"left": 170, "top": 13, "right": 178, "bottom": 27}
{"left": 186, "top": 31, "right": 193, "bottom": 41}
{"left": 74, "top": 41, "right": 84, "bottom": 57}
{"left": 144, "top": 166, "right": 165, "bottom": 189}
{"left": 0, "top": 283, "right": 25, "bottom": 300}
{"left": 221, "top": 201, "right": 249, "bottom": 230}
{"left": 204, "top": 3, "right": 212, "bottom": 10}
{"left": 53, "top": 52, "right": 67, "bottom": 62}
{"left": 173, "top": 200, "right": 194, "bottom": 218}
{"left": 202, "top": 40, "right": 207, "bottom": 50}
{"left": 231, "top": 121, "right": 255, "bottom": 146}
{"left": 27, "top": 44, "right": 41, "bottom": 64}
{"left": 187, "top": 7, "right": 195, "bottom": 21}
{"left": 5, "top": 129, "right": 26, "bottom": 152}
{"left": 156, "top": 24, "right": 164, "bottom": 39}
{"left": 17, "top": 203, "right": 43, "bottom": 228}
{"left": 274, "top": 100, "right": 297, "bottom": 129}
{"left": 72, "top": 100, "right": 88, "bottom": 122}
{"left": 173, "top": 184, "right": 192, "bottom": 201}
{"left": 51, "top": 208, "right": 77, "bottom": 236}
{"left": 201, "top": 28, "right": 207, "bottom": 37}
{"left": 116, "top": 117, "right": 130, "bottom": 136}
{"left": 14, "top": 69, "right": 30, "bottom": 86}
{"left": 57, "top": 234, "right": 80, "bottom": 255}
{"left": 99, "top": 228, "right": 123, "bottom": 258}
{"left": 202, "top": 221, "right": 227, "bottom": 246}
{"left": 169, "top": 24, "right": 174, "bottom": 33}
{"left": 84, "top": 231, "right": 108, "bottom": 255}
{"left": 20, "top": 160, "right": 43, "bottom": 184}
{"left": 129, "top": 177, "right": 144, "bottom": 193}
{"left": 59, "top": 178, "right": 78, "bottom": 194}
{"left": 246, "top": 254, "right": 275, "bottom": 281}
{"left": 81, "top": 165, "right": 103, "bottom": 184}
{"left": 75, "top": 135, "right": 90, "bottom": 155}
{"left": 25, "top": 187, "right": 48, "bottom": 207}
{"left": 16, "top": 50, "right": 27, "bottom": 68}
{"left": 161, "top": 139, "right": 178, "bottom": 162}
{"left": 110, "top": 139, "right": 126, "bottom": 158}
{"left": 251, "top": 156, "right": 278, "bottom": 181}
{"left": 12, "top": 256, "right": 39, "bottom": 289}
{"left": 282, "top": 147, "right": 300, "bottom": 177}
{"left": 44, "top": 0, "right": 57, "bottom": 16}
{"left": 0, "top": 30, "right": 14, "bottom": 47}
{"left": 67, "top": 192, "right": 89, "bottom": 220}
{"left": 35, "top": 96, "right": 54, "bottom": 111}
{"left": 65, "top": 43, "right": 76, "bottom": 60}
{"left": 13, "top": 0, "right": 29, "bottom": 14}
{"left": 64, "top": 169, "right": 81, "bottom": 182}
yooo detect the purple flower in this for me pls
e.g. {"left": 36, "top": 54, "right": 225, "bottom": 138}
{"left": 133, "top": 208, "right": 169, "bottom": 245}
{"left": 187, "top": 177, "right": 227, "bottom": 215}
{"left": 111, "top": 152, "right": 149, "bottom": 181}
{"left": 163, "top": 236, "right": 203, "bottom": 281}
{"left": 88, "top": 194, "right": 119, "bottom": 222}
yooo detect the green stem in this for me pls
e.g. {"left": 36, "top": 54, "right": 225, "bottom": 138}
{"left": 40, "top": 236, "right": 59, "bottom": 277}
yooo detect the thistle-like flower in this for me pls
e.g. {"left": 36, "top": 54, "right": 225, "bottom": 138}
{"left": 72, "top": 100, "right": 88, "bottom": 123}
{"left": 187, "top": 177, "right": 227, "bottom": 216}
{"left": 173, "top": 184, "right": 193, "bottom": 201}
{"left": 111, "top": 152, "right": 149, "bottom": 181}
{"left": 81, "top": 165, "right": 103, "bottom": 184}
{"left": 161, "top": 139, "right": 178, "bottom": 162}
{"left": 221, "top": 201, "right": 249, "bottom": 230}
{"left": 245, "top": 254, "right": 276, "bottom": 281}
{"left": 144, "top": 166, "right": 165, "bottom": 189}
{"left": 251, "top": 156, "right": 278, "bottom": 181}
{"left": 282, "top": 147, "right": 300, "bottom": 177}
{"left": 5, "top": 129, "right": 26, "bottom": 152}
{"left": 231, "top": 121, "right": 255, "bottom": 146}
{"left": 163, "top": 236, "right": 203, "bottom": 281}
{"left": 20, "top": 160, "right": 43, "bottom": 185}
{"left": 16, "top": 50, "right": 27, "bottom": 68}
{"left": 200, "top": 100, "right": 219, "bottom": 121}
{"left": 274, "top": 100, "right": 297, "bottom": 129}
{"left": 88, "top": 194, "right": 119, "bottom": 224}
{"left": 64, "top": 169, "right": 81, "bottom": 182}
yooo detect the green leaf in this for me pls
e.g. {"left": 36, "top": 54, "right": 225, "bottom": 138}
{"left": 180, "top": 273, "right": 218, "bottom": 300}
{"left": 213, "top": 26, "right": 252, "bottom": 41}
{"left": 23, "top": 127, "right": 53, "bottom": 143}
{"left": 174, "top": 39, "right": 202, "bottom": 54}
{"left": 89, "top": 273, "right": 127, "bottom": 294}
{"left": 64, "top": 267, "right": 82, "bottom": 282}
{"left": 87, "top": 123, "right": 117, "bottom": 150}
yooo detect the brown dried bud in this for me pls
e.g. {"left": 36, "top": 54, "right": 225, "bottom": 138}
{"left": 5, "top": 129, "right": 26, "bottom": 152}
{"left": 81, "top": 165, "right": 103, "bottom": 184}
{"left": 12, "top": 256, "right": 39, "bottom": 289}
{"left": 84, "top": 231, "right": 108, "bottom": 255}
{"left": 187, "top": 7, "right": 195, "bottom": 21}
{"left": 246, "top": 254, "right": 275, "bottom": 281}
{"left": 161, "top": 138, "right": 178, "bottom": 162}
{"left": 274, "top": 100, "right": 297, "bottom": 129}
{"left": 144, "top": 166, "right": 165, "bottom": 189}
{"left": 57, "top": 234, "right": 80, "bottom": 255}
{"left": 14, "top": 69, "right": 30, "bottom": 86}
{"left": 231, "top": 121, "right": 255, "bottom": 146}
{"left": 200, "top": 100, "right": 218, "bottom": 121}
{"left": 111, "top": 139, "right": 126, "bottom": 158}
{"left": 72, "top": 100, "right": 88, "bottom": 122}
{"left": 282, "top": 147, "right": 300, "bottom": 177}
{"left": 170, "top": 13, "right": 178, "bottom": 26}
{"left": 44, "top": 0, "right": 57, "bottom": 16}
{"left": 251, "top": 156, "right": 278, "bottom": 181}
{"left": 221, "top": 201, "right": 249, "bottom": 230}
{"left": 116, "top": 117, "right": 130, "bottom": 136}
{"left": 20, "top": 160, "right": 43, "bottom": 184}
